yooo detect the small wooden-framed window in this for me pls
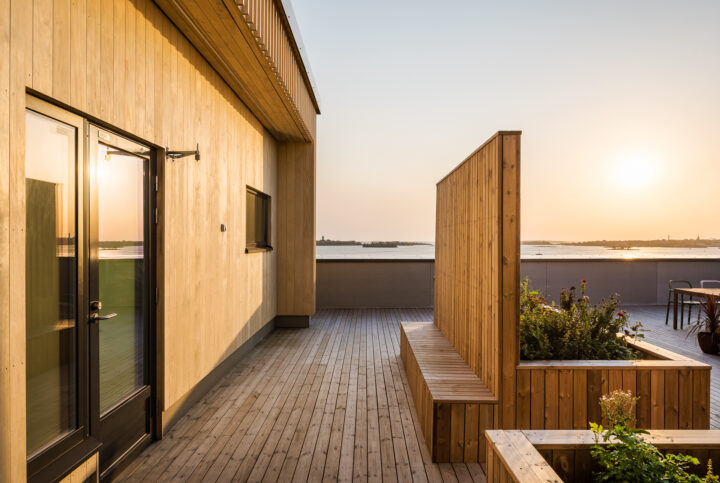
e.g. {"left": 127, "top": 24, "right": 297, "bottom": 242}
{"left": 246, "top": 186, "right": 272, "bottom": 253}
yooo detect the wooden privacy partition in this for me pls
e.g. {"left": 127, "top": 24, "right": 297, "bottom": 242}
{"left": 403, "top": 129, "right": 711, "bottom": 463}
{"left": 399, "top": 131, "right": 520, "bottom": 462}
{"left": 434, "top": 131, "right": 521, "bottom": 428}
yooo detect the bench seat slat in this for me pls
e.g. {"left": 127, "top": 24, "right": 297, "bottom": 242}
{"left": 401, "top": 322, "right": 497, "bottom": 404}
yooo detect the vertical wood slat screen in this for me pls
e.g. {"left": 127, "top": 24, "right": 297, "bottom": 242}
{"left": 434, "top": 131, "right": 521, "bottom": 428}
{"left": 236, "top": 0, "right": 317, "bottom": 139}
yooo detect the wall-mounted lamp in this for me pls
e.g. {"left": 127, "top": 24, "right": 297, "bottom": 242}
{"left": 166, "top": 143, "right": 200, "bottom": 162}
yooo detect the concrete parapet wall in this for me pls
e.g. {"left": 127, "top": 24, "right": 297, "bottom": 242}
{"left": 316, "top": 259, "right": 720, "bottom": 308}
{"left": 316, "top": 260, "right": 434, "bottom": 308}
{"left": 524, "top": 259, "right": 720, "bottom": 305}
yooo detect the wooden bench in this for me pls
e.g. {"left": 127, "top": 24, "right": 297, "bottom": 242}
{"left": 400, "top": 322, "right": 498, "bottom": 463}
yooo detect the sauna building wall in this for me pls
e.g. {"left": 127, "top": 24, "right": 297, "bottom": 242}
{"left": 0, "top": 0, "right": 319, "bottom": 480}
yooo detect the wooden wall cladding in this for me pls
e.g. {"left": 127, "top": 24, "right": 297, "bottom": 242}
{"left": 434, "top": 131, "right": 521, "bottom": 428}
{"left": 0, "top": 5, "right": 317, "bottom": 480}
{"left": 486, "top": 430, "right": 720, "bottom": 483}
{"left": 155, "top": 0, "right": 318, "bottom": 141}
{"left": 59, "top": 453, "right": 99, "bottom": 483}
{"left": 277, "top": 142, "right": 316, "bottom": 316}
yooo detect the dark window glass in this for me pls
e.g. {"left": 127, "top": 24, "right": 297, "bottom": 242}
{"left": 25, "top": 109, "right": 78, "bottom": 456}
{"left": 96, "top": 143, "right": 146, "bottom": 415}
{"left": 246, "top": 187, "right": 270, "bottom": 249}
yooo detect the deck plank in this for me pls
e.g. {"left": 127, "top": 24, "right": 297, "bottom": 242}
{"left": 261, "top": 311, "right": 344, "bottom": 481}
{"left": 278, "top": 310, "right": 350, "bottom": 482}
{"left": 124, "top": 330, "right": 295, "bottom": 482}
{"left": 112, "top": 309, "right": 458, "bottom": 482}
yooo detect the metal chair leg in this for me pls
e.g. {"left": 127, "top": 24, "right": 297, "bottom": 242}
{"left": 680, "top": 295, "right": 684, "bottom": 330}
{"left": 665, "top": 296, "right": 671, "bottom": 325}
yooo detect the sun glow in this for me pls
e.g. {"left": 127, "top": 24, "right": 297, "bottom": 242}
{"left": 613, "top": 155, "right": 658, "bottom": 188}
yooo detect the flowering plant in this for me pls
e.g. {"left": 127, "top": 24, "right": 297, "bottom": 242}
{"left": 520, "top": 279, "right": 644, "bottom": 360}
{"left": 591, "top": 390, "right": 716, "bottom": 482}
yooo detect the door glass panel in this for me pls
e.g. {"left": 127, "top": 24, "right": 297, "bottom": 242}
{"left": 96, "top": 143, "right": 146, "bottom": 414}
{"left": 25, "top": 110, "right": 78, "bottom": 455}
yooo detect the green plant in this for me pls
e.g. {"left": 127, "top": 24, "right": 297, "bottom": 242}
{"left": 590, "top": 390, "right": 715, "bottom": 482}
{"left": 519, "top": 279, "right": 644, "bottom": 360}
{"left": 591, "top": 423, "right": 703, "bottom": 482}
{"left": 688, "top": 294, "right": 720, "bottom": 336}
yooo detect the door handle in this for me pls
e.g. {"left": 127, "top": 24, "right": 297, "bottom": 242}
{"left": 90, "top": 312, "right": 118, "bottom": 322}
{"left": 89, "top": 301, "right": 117, "bottom": 323}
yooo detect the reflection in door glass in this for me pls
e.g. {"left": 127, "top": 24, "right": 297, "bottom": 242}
{"left": 25, "top": 110, "right": 78, "bottom": 455}
{"left": 96, "top": 143, "right": 146, "bottom": 414}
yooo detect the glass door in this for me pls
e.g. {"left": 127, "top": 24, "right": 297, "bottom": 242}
{"left": 25, "top": 104, "right": 87, "bottom": 475}
{"left": 88, "top": 126, "right": 153, "bottom": 477}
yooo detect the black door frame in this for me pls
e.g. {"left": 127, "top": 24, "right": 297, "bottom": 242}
{"left": 25, "top": 95, "right": 98, "bottom": 483}
{"left": 87, "top": 125, "right": 158, "bottom": 480}
{"left": 25, "top": 94, "right": 160, "bottom": 482}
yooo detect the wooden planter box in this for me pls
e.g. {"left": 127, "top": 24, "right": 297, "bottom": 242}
{"left": 486, "top": 429, "right": 720, "bottom": 482}
{"left": 515, "top": 337, "right": 712, "bottom": 431}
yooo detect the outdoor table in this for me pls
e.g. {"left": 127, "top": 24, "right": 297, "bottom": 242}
{"left": 672, "top": 287, "right": 720, "bottom": 330}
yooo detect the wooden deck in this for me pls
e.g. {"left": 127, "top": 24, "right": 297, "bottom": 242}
{"left": 118, "top": 309, "right": 487, "bottom": 482}
{"left": 118, "top": 306, "right": 718, "bottom": 482}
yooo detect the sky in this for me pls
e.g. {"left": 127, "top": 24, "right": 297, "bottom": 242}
{"left": 290, "top": 0, "right": 720, "bottom": 242}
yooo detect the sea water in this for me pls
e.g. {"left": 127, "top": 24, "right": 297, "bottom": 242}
{"left": 317, "top": 244, "right": 720, "bottom": 260}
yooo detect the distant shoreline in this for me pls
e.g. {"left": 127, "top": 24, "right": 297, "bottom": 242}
{"left": 317, "top": 239, "right": 432, "bottom": 247}
{"left": 317, "top": 239, "right": 720, "bottom": 249}
{"left": 522, "top": 239, "right": 720, "bottom": 249}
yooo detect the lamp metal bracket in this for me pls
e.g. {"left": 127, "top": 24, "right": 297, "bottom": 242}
{"left": 166, "top": 143, "right": 200, "bottom": 162}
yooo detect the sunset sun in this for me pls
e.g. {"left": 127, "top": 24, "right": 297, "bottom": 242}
{"left": 614, "top": 156, "right": 657, "bottom": 188}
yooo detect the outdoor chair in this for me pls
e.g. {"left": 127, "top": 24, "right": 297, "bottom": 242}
{"left": 693, "top": 280, "right": 720, "bottom": 322}
{"left": 664, "top": 280, "right": 701, "bottom": 329}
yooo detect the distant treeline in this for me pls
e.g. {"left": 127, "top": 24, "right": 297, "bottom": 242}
{"left": 317, "top": 239, "right": 431, "bottom": 247}
{"left": 317, "top": 239, "right": 361, "bottom": 246}
{"left": 98, "top": 240, "right": 143, "bottom": 249}
{"left": 523, "top": 239, "right": 720, "bottom": 249}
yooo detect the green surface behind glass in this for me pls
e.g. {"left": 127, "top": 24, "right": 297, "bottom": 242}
{"left": 98, "top": 258, "right": 145, "bottom": 413}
